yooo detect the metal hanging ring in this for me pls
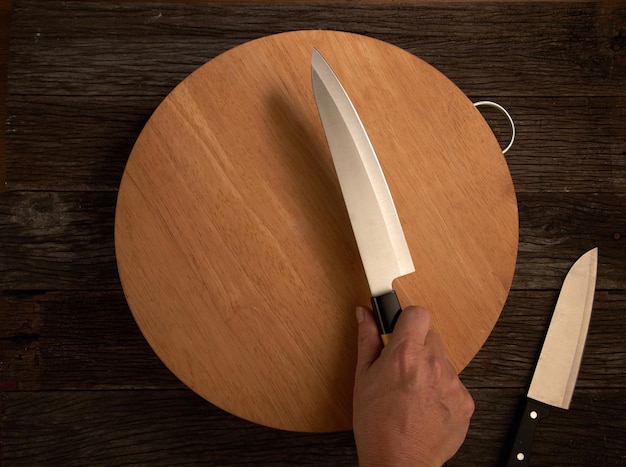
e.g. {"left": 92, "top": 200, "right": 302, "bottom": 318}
{"left": 474, "top": 101, "right": 515, "bottom": 154}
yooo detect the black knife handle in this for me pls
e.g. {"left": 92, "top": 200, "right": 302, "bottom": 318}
{"left": 504, "top": 397, "right": 551, "bottom": 466}
{"left": 371, "top": 291, "right": 402, "bottom": 346}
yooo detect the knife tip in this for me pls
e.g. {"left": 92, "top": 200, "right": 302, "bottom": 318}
{"left": 311, "top": 48, "right": 329, "bottom": 69}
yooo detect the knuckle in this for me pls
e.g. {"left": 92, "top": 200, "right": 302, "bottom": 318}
{"left": 388, "top": 338, "right": 422, "bottom": 379}
{"left": 462, "top": 392, "right": 475, "bottom": 419}
{"left": 455, "top": 383, "right": 475, "bottom": 419}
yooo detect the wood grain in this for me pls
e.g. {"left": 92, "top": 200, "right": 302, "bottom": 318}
{"left": 1, "top": 191, "right": 622, "bottom": 291}
{"left": 6, "top": 2, "right": 626, "bottom": 101}
{"left": 0, "top": 0, "right": 8, "bottom": 192}
{"left": 115, "top": 30, "right": 518, "bottom": 431}
{"left": 2, "top": 0, "right": 625, "bottom": 464}
{"left": 2, "top": 290, "right": 624, "bottom": 391}
{"left": 2, "top": 388, "right": 624, "bottom": 466}
{"left": 6, "top": 97, "right": 626, "bottom": 192}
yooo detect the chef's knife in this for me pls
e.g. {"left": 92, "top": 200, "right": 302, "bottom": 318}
{"left": 505, "top": 247, "right": 598, "bottom": 466}
{"left": 311, "top": 49, "right": 415, "bottom": 345}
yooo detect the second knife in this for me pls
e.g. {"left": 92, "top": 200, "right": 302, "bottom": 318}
{"left": 505, "top": 247, "right": 598, "bottom": 465}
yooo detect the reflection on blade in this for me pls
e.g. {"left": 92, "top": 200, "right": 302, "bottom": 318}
{"left": 311, "top": 49, "right": 414, "bottom": 296}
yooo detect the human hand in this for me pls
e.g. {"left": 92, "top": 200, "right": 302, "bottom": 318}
{"left": 352, "top": 306, "right": 475, "bottom": 467}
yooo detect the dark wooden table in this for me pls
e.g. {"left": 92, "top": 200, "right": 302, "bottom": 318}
{"left": 1, "top": 1, "right": 624, "bottom": 465}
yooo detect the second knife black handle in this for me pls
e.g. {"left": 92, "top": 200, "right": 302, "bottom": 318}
{"left": 504, "top": 397, "right": 551, "bottom": 466}
{"left": 371, "top": 291, "right": 402, "bottom": 346}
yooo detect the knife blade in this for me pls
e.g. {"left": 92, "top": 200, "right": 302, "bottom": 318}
{"left": 311, "top": 48, "right": 415, "bottom": 345}
{"left": 505, "top": 247, "right": 598, "bottom": 466}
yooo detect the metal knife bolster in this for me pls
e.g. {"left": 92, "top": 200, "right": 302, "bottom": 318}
{"left": 371, "top": 291, "right": 402, "bottom": 345}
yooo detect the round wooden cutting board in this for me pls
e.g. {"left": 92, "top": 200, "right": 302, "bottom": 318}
{"left": 115, "top": 30, "right": 518, "bottom": 432}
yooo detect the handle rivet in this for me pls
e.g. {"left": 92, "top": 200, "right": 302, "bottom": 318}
{"left": 530, "top": 410, "right": 538, "bottom": 419}
{"left": 517, "top": 452, "right": 525, "bottom": 461}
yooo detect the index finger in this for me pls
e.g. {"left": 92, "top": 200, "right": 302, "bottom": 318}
{"left": 387, "top": 306, "right": 431, "bottom": 346}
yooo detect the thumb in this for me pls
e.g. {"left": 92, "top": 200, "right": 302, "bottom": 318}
{"left": 355, "top": 306, "right": 383, "bottom": 375}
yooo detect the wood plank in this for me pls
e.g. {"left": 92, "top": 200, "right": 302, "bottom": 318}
{"left": 456, "top": 387, "right": 626, "bottom": 466}
{"left": 8, "top": 1, "right": 626, "bottom": 99}
{"left": 1, "top": 388, "right": 624, "bottom": 465}
{"left": 0, "top": 390, "right": 359, "bottom": 466}
{"left": 480, "top": 97, "right": 626, "bottom": 193}
{"left": 6, "top": 96, "right": 626, "bottom": 192}
{"left": 462, "top": 290, "right": 626, "bottom": 389}
{"left": 0, "top": 191, "right": 119, "bottom": 290}
{"left": 2, "top": 290, "right": 623, "bottom": 391}
{"left": 7, "top": 1, "right": 626, "bottom": 191}
{"left": 515, "top": 193, "right": 625, "bottom": 289}
{"left": 0, "top": 290, "right": 183, "bottom": 391}
{"left": 0, "top": 0, "right": 9, "bottom": 193}
{"left": 1, "top": 191, "right": 622, "bottom": 290}
{"left": 5, "top": 96, "right": 157, "bottom": 191}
